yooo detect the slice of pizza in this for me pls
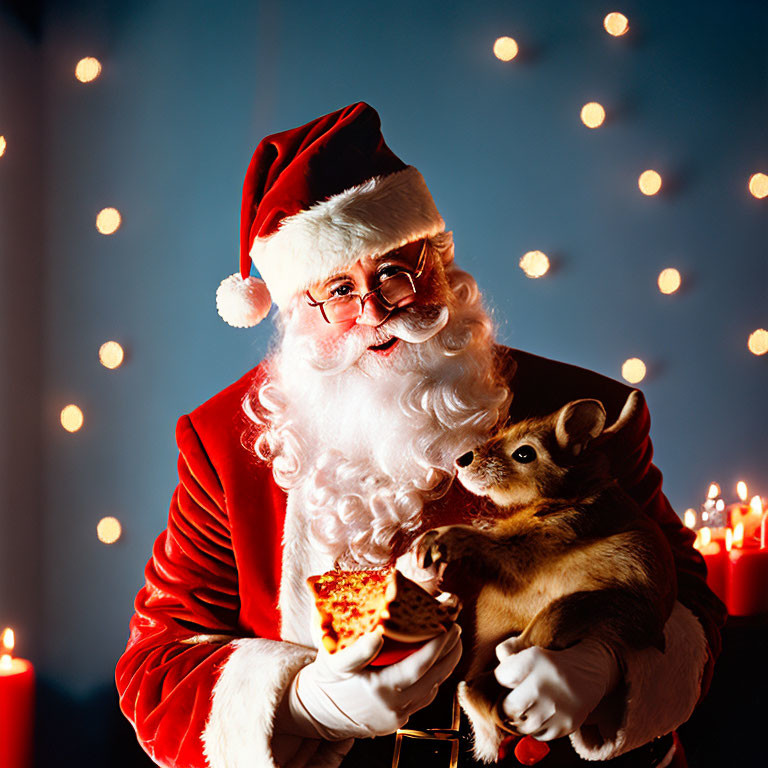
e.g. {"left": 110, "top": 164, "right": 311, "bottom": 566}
{"left": 307, "top": 567, "right": 457, "bottom": 665}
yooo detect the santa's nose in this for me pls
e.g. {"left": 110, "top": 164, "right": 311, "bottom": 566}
{"left": 356, "top": 294, "right": 391, "bottom": 327}
{"left": 455, "top": 451, "right": 474, "bottom": 468}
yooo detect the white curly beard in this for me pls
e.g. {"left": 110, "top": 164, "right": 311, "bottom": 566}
{"left": 244, "top": 257, "right": 510, "bottom": 568}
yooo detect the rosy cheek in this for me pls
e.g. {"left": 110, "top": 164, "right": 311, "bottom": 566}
{"left": 295, "top": 305, "right": 357, "bottom": 349}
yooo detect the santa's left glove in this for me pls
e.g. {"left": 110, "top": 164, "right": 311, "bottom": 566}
{"left": 283, "top": 624, "right": 462, "bottom": 741}
{"left": 494, "top": 637, "right": 622, "bottom": 742}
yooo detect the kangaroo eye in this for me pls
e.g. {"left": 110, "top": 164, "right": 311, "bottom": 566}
{"left": 512, "top": 445, "right": 537, "bottom": 463}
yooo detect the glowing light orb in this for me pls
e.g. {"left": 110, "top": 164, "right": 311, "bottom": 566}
{"left": 748, "top": 173, "right": 768, "bottom": 199}
{"left": 519, "top": 250, "right": 550, "bottom": 278}
{"left": 657, "top": 268, "right": 681, "bottom": 294}
{"left": 604, "top": 12, "right": 629, "bottom": 36}
{"left": 707, "top": 483, "right": 720, "bottom": 499}
{"left": 75, "top": 57, "right": 102, "bottom": 83}
{"left": 747, "top": 328, "right": 768, "bottom": 355}
{"left": 638, "top": 170, "right": 662, "bottom": 196}
{"left": 0, "top": 136, "right": 6, "bottom": 157}
{"left": 621, "top": 357, "right": 646, "bottom": 384}
{"left": 737, "top": 481, "right": 748, "bottom": 503}
{"left": 60, "top": 404, "right": 84, "bottom": 432}
{"left": 580, "top": 102, "right": 606, "bottom": 128}
{"left": 96, "top": 207, "right": 121, "bottom": 235}
{"left": 493, "top": 37, "right": 519, "bottom": 62}
{"left": 1, "top": 628, "right": 14, "bottom": 654}
{"left": 683, "top": 509, "right": 696, "bottom": 529}
{"left": 99, "top": 341, "right": 125, "bottom": 369}
{"left": 97, "top": 516, "right": 122, "bottom": 544}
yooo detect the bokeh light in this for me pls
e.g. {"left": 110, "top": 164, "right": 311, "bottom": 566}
{"left": 99, "top": 341, "right": 125, "bottom": 369}
{"left": 580, "top": 102, "right": 606, "bottom": 128}
{"left": 638, "top": 170, "right": 662, "bottom": 196}
{"left": 736, "top": 481, "right": 748, "bottom": 502}
{"left": 621, "top": 358, "right": 646, "bottom": 384}
{"left": 748, "top": 173, "right": 768, "bottom": 199}
{"left": 707, "top": 483, "right": 720, "bottom": 499}
{"left": 657, "top": 268, "right": 681, "bottom": 294}
{"left": 604, "top": 12, "right": 629, "bottom": 36}
{"left": 60, "top": 404, "right": 84, "bottom": 432}
{"left": 683, "top": 509, "right": 696, "bottom": 529}
{"left": 0, "top": 136, "right": 6, "bottom": 157}
{"left": 97, "top": 516, "right": 122, "bottom": 544}
{"left": 75, "top": 57, "right": 102, "bottom": 83}
{"left": 96, "top": 207, "right": 122, "bottom": 235}
{"left": 519, "top": 250, "right": 550, "bottom": 278}
{"left": 493, "top": 37, "right": 519, "bottom": 62}
{"left": 747, "top": 328, "right": 768, "bottom": 355}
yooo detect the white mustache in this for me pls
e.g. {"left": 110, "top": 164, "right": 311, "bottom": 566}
{"left": 298, "top": 304, "right": 450, "bottom": 375}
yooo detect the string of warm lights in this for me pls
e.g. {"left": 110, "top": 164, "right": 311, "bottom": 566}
{"left": 493, "top": 11, "right": 765, "bottom": 377}
{"left": 59, "top": 56, "right": 125, "bottom": 543}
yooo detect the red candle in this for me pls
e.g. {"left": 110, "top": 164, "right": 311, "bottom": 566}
{"left": 700, "top": 540, "right": 729, "bottom": 605}
{"left": 0, "top": 629, "right": 35, "bottom": 768}
{"left": 726, "top": 543, "right": 768, "bottom": 616}
{"left": 695, "top": 528, "right": 729, "bottom": 604}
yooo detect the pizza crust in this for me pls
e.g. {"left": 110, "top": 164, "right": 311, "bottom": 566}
{"left": 307, "top": 567, "right": 456, "bottom": 655}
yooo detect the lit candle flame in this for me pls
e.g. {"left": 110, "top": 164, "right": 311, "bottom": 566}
{"left": 1, "top": 627, "right": 14, "bottom": 654}
{"left": 733, "top": 522, "right": 745, "bottom": 548}
{"left": 701, "top": 527, "right": 712, "bottom": 546}
{"left": 725, "top": 528, "right": 733, "bottom": 552}
{"left": 737, "top": 481, "right": 748, "bottom": 503}
{"left": 715, "top": 499, "right": 725, "bottom": 513}
{"left": 750, "top": 496, "right": 764, "bottom": 515}
{"left": 0, "top": 627, "right": 13, "bottom": 669}
{"left": 683, "top": 509, "right": 696, "bottom": 529}
{"left": 707, "top": 483, "right": 720, "bottom": 500}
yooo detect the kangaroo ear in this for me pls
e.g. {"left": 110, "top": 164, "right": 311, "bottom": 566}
{"left": 555, "top": 399, "right": 606, "bottom": 455}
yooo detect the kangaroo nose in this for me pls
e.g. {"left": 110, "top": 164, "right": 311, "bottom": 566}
{"left": 455, "top": 451, "right": 474, "bottom": 468}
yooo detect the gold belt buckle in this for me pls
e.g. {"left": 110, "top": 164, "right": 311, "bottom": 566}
{"left": 391, "top": 694, "right": 461, "bottom": 768}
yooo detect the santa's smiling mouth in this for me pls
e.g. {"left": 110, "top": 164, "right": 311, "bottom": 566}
{"left": 368, "top": 337, "right": 400, "bottom": 354}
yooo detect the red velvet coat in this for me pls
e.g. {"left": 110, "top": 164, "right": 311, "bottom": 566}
{"left": 115, "top": 347, "right": 725, "bottom": 768}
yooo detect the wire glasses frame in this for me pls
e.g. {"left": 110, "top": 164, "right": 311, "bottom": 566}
{"left": 305, "top": 239, "right": 428, "bottom": 324}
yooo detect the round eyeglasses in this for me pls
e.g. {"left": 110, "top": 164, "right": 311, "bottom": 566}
{"left": 305, "top": 240, "right": 428, "bottom": 324}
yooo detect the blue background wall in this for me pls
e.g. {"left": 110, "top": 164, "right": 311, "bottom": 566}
{"left": 0, "top": 0, "right": 765, "bottom": 764}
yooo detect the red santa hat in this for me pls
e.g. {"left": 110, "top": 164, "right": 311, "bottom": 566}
{"left": 216, "top": 102, "right": 445, "bottom": 327}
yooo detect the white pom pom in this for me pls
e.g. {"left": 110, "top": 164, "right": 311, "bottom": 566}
{"left": 216, "top": 273, "right": 272, "bottom": 328}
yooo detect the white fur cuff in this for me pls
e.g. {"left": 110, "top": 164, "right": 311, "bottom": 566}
{"left": 202, "top": 637, "right": 317, "bottom": 768}
{"left": 570, "top": 601, "right": 708, "bottom": 761}
{"left": 250, "top": 166, "right": 445, "bottom": 307}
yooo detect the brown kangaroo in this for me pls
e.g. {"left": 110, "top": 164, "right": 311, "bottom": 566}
{"left": 412, "top": 391, "right": 677, "bottom": 762}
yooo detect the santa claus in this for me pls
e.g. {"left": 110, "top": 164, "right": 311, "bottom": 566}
{"left": 116, "top": 102, "right": 725, "bottom": 768}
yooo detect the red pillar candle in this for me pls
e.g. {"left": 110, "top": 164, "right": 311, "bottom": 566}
{"left": 726, "top": 545, "right": 768, "bottom": 617}
{"left": 695, "top": 529, "right": 729, "bottom": 605}
{"left": 0, "top": 629, "right": 35, "bottom": 768}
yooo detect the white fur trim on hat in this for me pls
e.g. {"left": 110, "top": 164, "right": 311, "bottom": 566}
{"left": 250, "top": 166, "right": 444, "bottom": 308}
{"left": 216, "top": 274, "right": 272, "bottom": 328}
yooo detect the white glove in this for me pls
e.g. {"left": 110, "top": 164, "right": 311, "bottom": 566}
{"left": 288, "top": 624, "right": 462, "bottom": 740}
{"left": 494, "top": 637, "right": 621, "bottom": 742}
